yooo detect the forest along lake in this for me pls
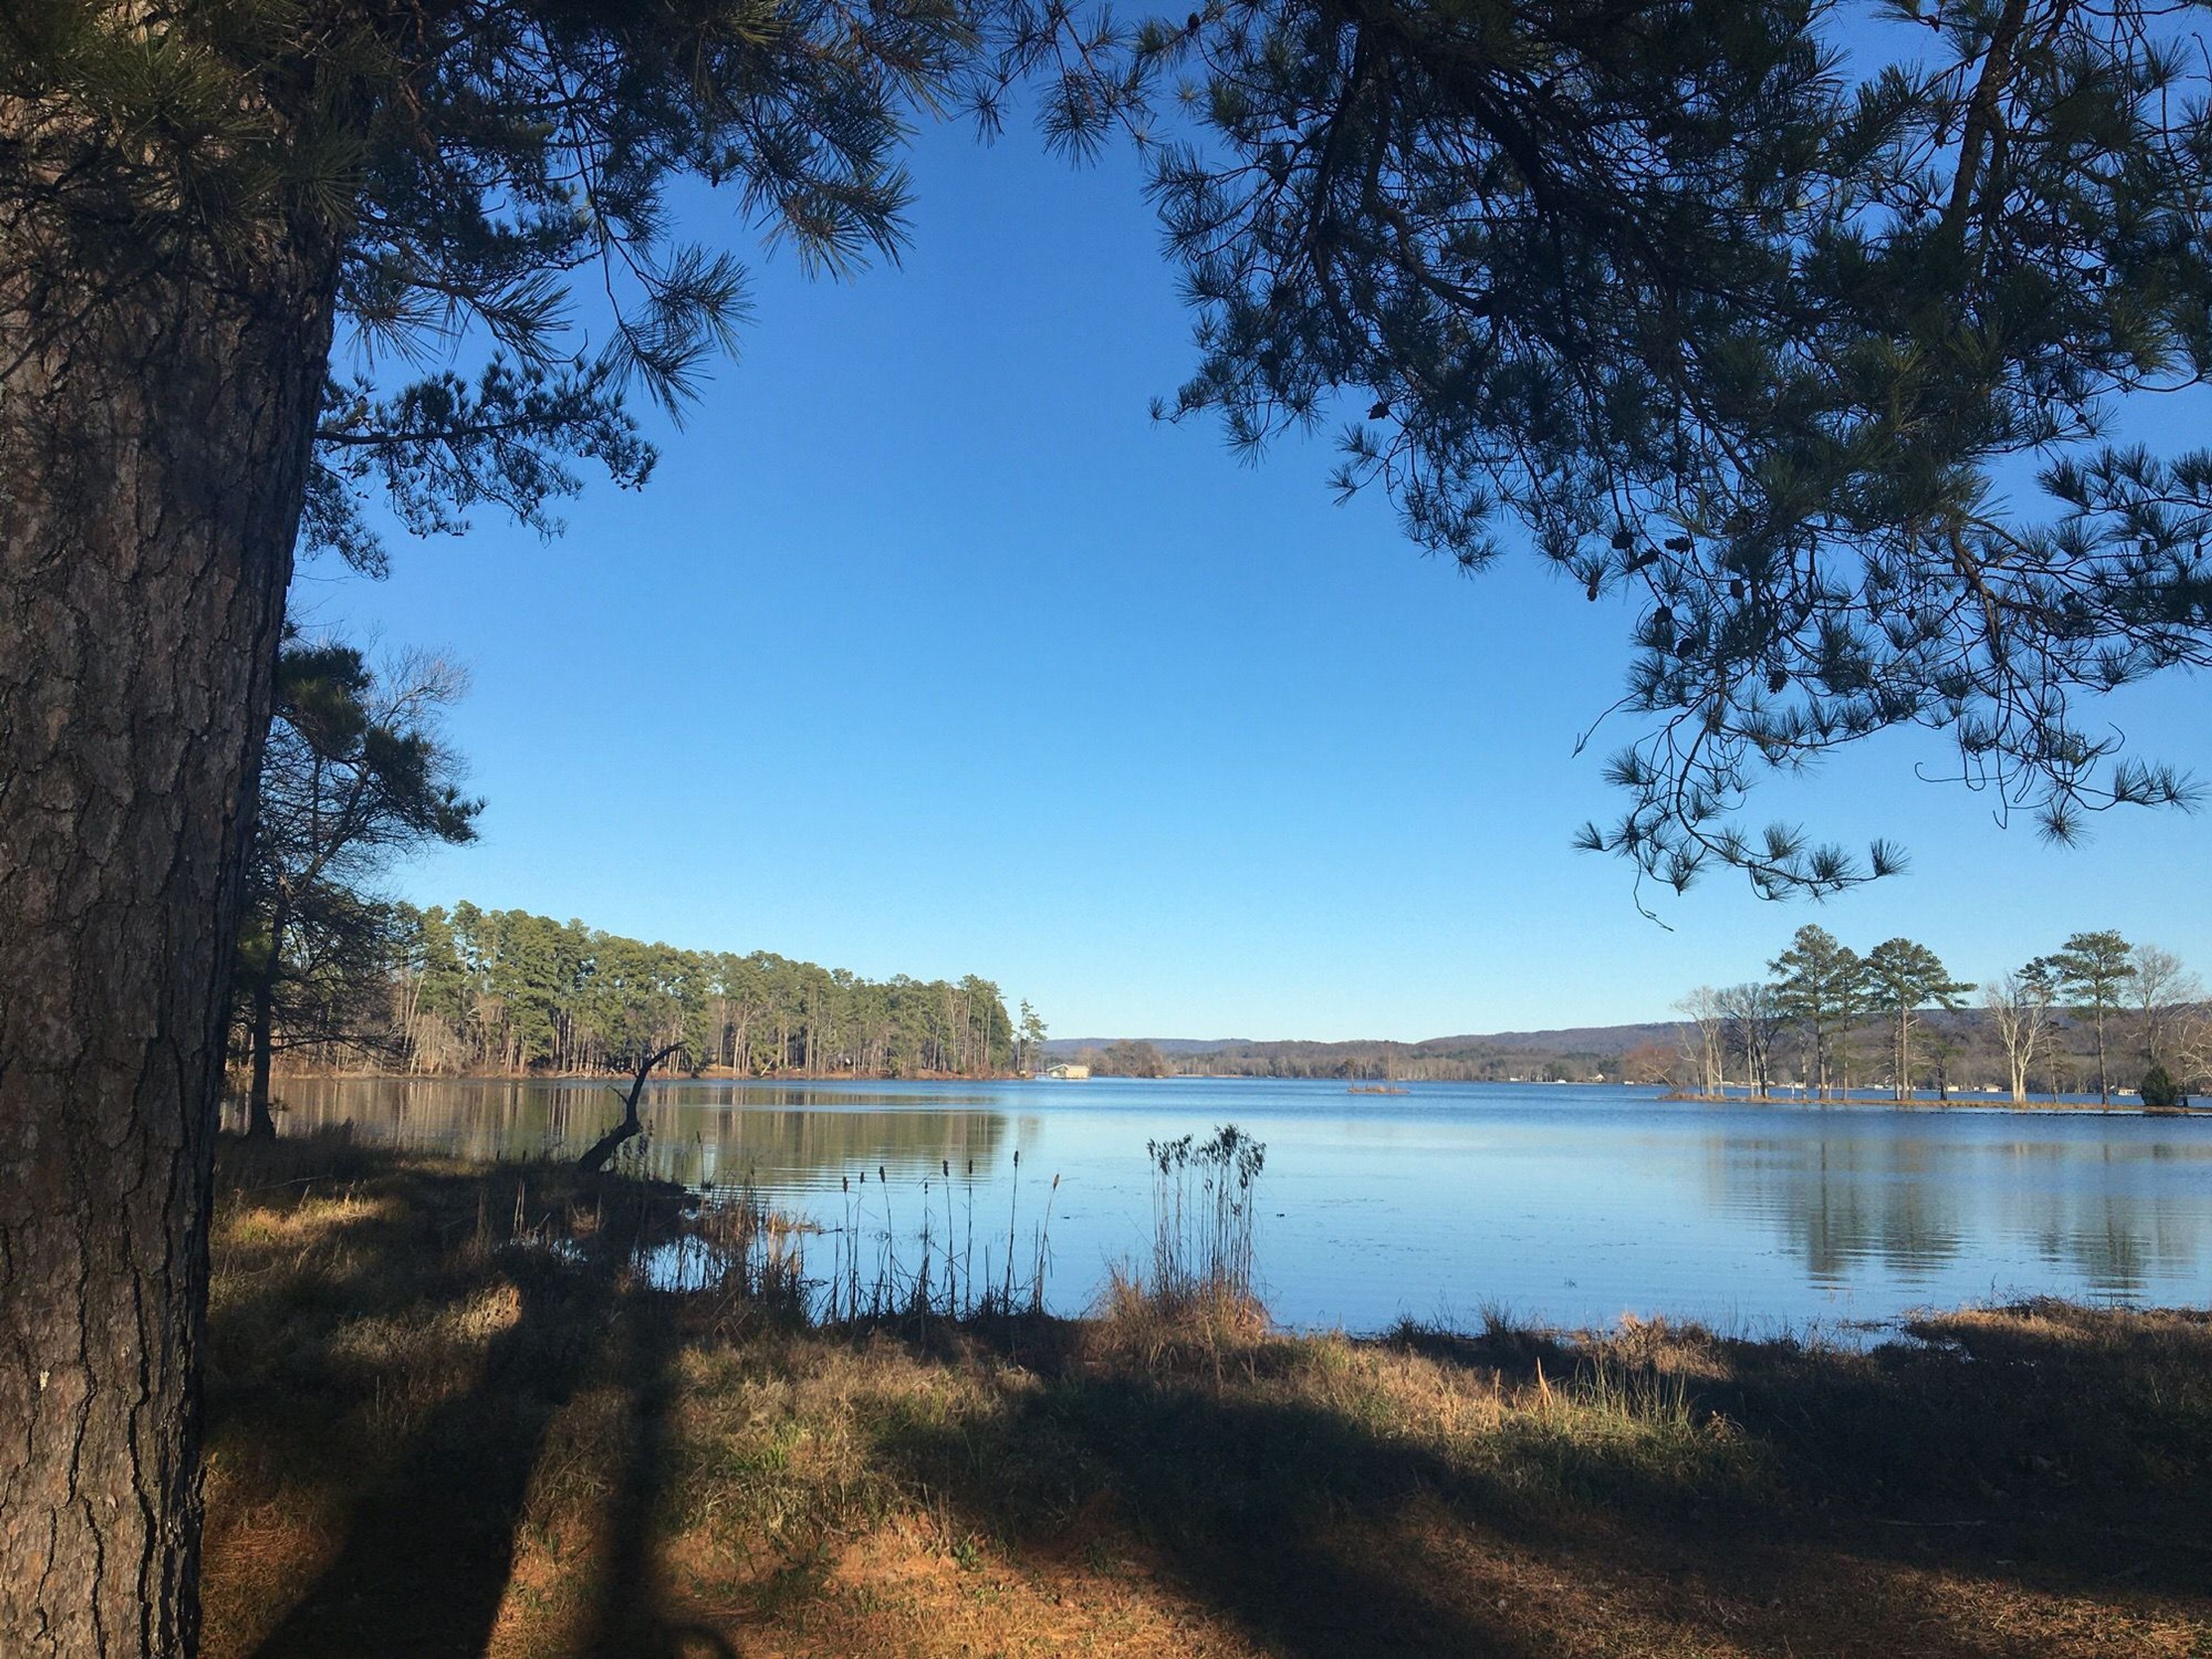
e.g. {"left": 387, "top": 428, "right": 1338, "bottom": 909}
{"left": 249, "top": 1077, "right": 2212, "bottom": 1335}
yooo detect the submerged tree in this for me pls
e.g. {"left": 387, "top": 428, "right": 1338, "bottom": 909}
{"left": 2049, "top": 929, "right": 2138, "bottom": 1105}
{"left": 572, "top": 935, "right": 707, "bottom": 1174}
{"left": 1768, "top": 925, "right": 1864, "bottom": 1100}
{"left": 1862, "top": 938, "right": 1974, "bottom": 1102}
{"left": 1717, "top": 981, "right": 1784, "bottom": 1097}
{"left": 1982, "top": 959, "right": 2060, "bottom": 1106}
{"left": 234, "top": 642, "right": 479, "bottom": 1138}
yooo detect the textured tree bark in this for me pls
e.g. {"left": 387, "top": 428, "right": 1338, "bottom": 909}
{"left": 0, "top": 209, "right": 336, "bottom": 1652}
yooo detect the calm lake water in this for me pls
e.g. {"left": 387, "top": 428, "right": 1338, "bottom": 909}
{"left": 246, "top": 1077, "right": 2212, "bottom": 1335}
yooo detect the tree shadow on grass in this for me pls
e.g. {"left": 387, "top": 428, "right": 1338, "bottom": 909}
{"left": 231, "top": 1158, "right": 733, "bottom": 1659}
{"left": 574, "top": 1295, "right": 742, "bottom": 1659}
{"left": 853, "top": 1326, "right": 1692, "bottom": 1659}
{"left": 1387, "top": 1309, "right": 2212, "bottom": 1607}
{"left": 247, "top": 1248, "right": 608, "bottom": 1658}
{"left": 854, "top": 1313, "right": 2211, "bottom": 1659}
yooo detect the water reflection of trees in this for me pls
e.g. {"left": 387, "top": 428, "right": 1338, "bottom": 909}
{"left": 249, "top": 1078, "right": 1009, "bottom": 1190}
{"left": 1707, "top": 1132, "right": 2211, "bottom": 1294}
{"left": 1726, "top": 1137, "right": 1965, "bottom": 1284}
{"left": 656, "top": 1104, "right": 1007, "bottom": 1191}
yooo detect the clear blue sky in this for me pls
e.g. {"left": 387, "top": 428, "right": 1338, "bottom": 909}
{"left": 301, "top": 119, "right": 2212, "bottom": 1042}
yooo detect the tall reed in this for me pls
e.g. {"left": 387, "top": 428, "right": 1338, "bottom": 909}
{"left": 1143, "top": 1123, "right": 1266, "bottom": 1311}
{"left": 808, "top": 1152, "right": 1061, "bottom": 1325}
{"left": 1030, "top": 1173, "right": 1060, "bottom": 1312}
{"left": 653, "top": 1180, "right": 808, "bottom": 1323}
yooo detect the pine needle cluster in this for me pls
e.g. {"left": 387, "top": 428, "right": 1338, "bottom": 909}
{"left": 4, "top": 0, "right": 983, "bottom": 571}
{"left": 997, "top": 0, "right": 2212, "bottom": 898}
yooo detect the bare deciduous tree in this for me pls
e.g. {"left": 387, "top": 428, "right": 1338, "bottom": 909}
{"left": 1983, "top": 963, "right": 2059, "bottom": 1105}
{"left": 1674, "top": 987, "right": 1728, "bottom": 1099}
{"left": 2173, "top": 1003, "right": 2212, "bottom": 1095}
{"left": 1717, "top": 982, "right": 1783, "bottom": 1099}
{"left": 2130, "top": 944, "right": 2203, "bottom": 1072}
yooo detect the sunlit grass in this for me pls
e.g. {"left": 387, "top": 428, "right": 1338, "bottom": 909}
{"left": 202, "top": 1135, "right": 2212, "bottom": 1659}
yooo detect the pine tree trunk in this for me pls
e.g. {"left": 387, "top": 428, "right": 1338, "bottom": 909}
{"left": 248, "top": 973, "right": 281, "bottom": 1141}
{"left": 244, "top": 891, "right": 290, "bottom": 1140}
{"left": 0, "top": 203, "right": 336, "bottom": 1653}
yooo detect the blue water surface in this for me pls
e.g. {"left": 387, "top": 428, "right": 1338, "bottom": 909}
{"left": 252, "top": 1076, "right": 2212, "bottom": 1335}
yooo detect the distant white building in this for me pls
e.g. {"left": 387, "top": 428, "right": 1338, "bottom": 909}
{"left": 1042, "top": 1063, "right": 1090, "bottom": 1081}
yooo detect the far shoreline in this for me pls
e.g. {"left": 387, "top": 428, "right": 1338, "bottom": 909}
{"left": 252, "top": 1070, "right": 2209, "bottom": 1115}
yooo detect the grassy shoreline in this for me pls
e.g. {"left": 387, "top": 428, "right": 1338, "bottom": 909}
{"left": 206, "top": 1134, "right": 2212, "bottom": 1657}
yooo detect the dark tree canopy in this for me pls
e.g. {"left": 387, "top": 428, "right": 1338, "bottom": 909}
{"left": 1052, "top": 0, "right": 2212, "bottom": 900}
{"left": 12, "top": 1, "right": 2204, "bottom": 906}
{"left": 18, "top": 0, "right": 2202, "bottom": 907}
{"left": 232, "top": 639, "right": 479, "bottom": 1136}
{"left": 4, "top": 0, "right": 985, "bottom": 573}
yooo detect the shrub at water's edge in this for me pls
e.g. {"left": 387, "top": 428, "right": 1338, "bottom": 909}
{"left": 2141, "top": 1064, "right": 2187, "bottom": 1110}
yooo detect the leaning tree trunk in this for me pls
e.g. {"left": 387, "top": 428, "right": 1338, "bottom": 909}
{"left": 577, "top": 1045, "right": 682, "bottom": 1176}
{"left": 0, "top": 196, "right": 336, "bottom": 1652}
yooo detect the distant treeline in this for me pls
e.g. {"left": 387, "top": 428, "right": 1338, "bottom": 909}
{"left": 1060, "top": 926, "right": 2212, "bottom": 1103}
{"left": 263, "top": 901, "right": 1017, "bottom": 1080}
{"left": 1064, "top": 1036, "right": 1654, "bottom": 1084}
{"left": 1065, "top": 1014, "right": 2196, "bottom": 1094}
{"left": 1674, "top": 926, "right": 2210, "bottom": 1104}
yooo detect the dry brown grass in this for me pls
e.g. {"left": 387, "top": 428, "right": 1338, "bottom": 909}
{"left": 203, "top": 1135, "right": 2212, "bottom": 1658}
